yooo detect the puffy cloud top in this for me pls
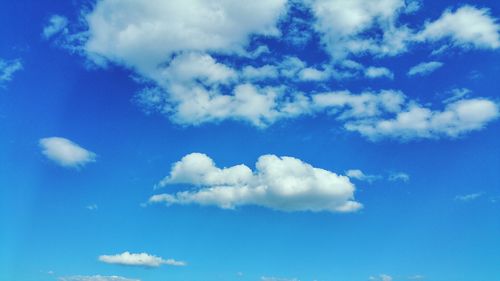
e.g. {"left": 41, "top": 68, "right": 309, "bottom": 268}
{"left": 150, "top": 153, "right": 362, "bottom": 213}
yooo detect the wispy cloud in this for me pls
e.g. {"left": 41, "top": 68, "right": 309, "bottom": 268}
{"left": 59, "top": 276, "right": 140, "bottom": 281}
{"left": 455, "top": 192, "right": 483, "bottom": 202}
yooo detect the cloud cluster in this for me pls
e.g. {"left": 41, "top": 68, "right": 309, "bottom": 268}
{"left": 47, "top": 1, "right": 500, "bottom": 140}
{"left": 39, "top": 137, "right": 96, "bottom": 168}
{"left": 149, "top": 153, "right": 362, "bottom": 213}
{"left": 98, "top": 251, "right": 186, "bottom": 267}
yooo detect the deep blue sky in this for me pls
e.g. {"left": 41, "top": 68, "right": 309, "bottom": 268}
{"left": 1, "top": 1, "right": 500, "bottom": 281}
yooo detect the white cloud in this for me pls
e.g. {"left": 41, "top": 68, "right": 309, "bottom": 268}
{"left": 408, "top": 275, "right": 425, "bottom": 280}
{"left": 298, "top": 67, "right": 330, "bottom": 81}
{"left": 99, "top": 252, "right": 186, "bottom": 267}
{"left": 59, "top": 276, "right": 140, "bottom": 281}
{"left": 311, "top": 0, "right": 412, "bottom": 59}
{"left": 86, "top": 204, "right": 98, "bottom": 211}
{"left": 0, "top": 58, "right": 23, "bottom": 85}
{"left": 388, "top": 172, "right": 410, "bottom": 182}
{"left": 345, "top": 98, "right": 499, "bottom": 140}
{"left": 39, "top": 137, "right": 96, "bottom": 168}
{"left": 455, "top": 192, "right": 483, "bottom": 202}
{"left": 43, "top": 15, "right": 68, "bottom": 39}
{"left": 312, "top": 90, "right": 406, "bottom": 119}
{"left": 346, "top": 169, "right": 382, "bottom": 183}
{"left": 242, "top": 65, "right": 279, "bottom": 81}
{"left": 82, "top": 0, "right": 286, "bottom": 70}
{"left": 149, "top": 153, "right": 362, "bottom": 213}
{"left": 261, "top": 277, "right": 299, "bottom": 281}
{"left": 442, "top": 88, "right": 471, "bottom": 104}
{"left": 407, "top": 61, "right": 443, "bottom": 77}
{"left": 418, "top": 5, "right": 500, "bottom": 49}
{"left": 54, "top": 1, "right": 500, "bottom": 140}
{"left": 365, "top": 66, "right": 394, "bottom": 79}
{"left": 380, "top": 274, "right": 393, "bottom": 281}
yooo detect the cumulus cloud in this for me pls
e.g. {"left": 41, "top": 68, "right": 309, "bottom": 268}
{"left": 0, "top": 58, "right": 23, "bottom": 85}
{"left": 407, "top": 61, "right": 443, "bottom": 77}
{"left": 345, "top": 98, "right": 499, "bottom": 140}
{"left": 311, "top": 0, "right": 412, "bottom": 59}
{"left": 365, "top": 66, "right": 394, "bottom": 79}
{"left": 50, "top": 1, "right": 500, "bottom": 140}
{"left": 417, "top": 5, "right": 500, "bottom": 49}
{"left": 59, "top": 276, "right": 140, "bottom": 281}
{"left": 82, "top": 0, "right": 286, "bottom": 69}
{"left": 99, "top": 252, "right": 186, "bottom": 267}
{"left": 39, "top": 137, "right": 96, "bottom": 168}
{"left": 149, "top": 153, "right": 362, "bottom": 213}
{"left": 43, "top": 15, "right": 68, "bottom": 39}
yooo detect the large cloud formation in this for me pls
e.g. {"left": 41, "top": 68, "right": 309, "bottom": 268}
{"left": 149, "top": 153, "right": 362, "bottom": 213}
{"left": 47, "top": 0, "right": 500, "bottom": 140}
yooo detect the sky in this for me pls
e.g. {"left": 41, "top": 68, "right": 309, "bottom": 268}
{"left": 1, "top": 0, "right": 500, "bottom": 281}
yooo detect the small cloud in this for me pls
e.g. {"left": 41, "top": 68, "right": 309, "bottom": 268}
{"left": 407, "top": 61, "right": 443, "bottom": 77}
{"left": 346, "top": 169, "right": 382, "bottom": 183}
{"left": 98, "top": 251, "right": 186, "bottom": 268}
{"left": 408, "top": 275, "right": 425, "bottom": 280}
{"left": 86, "top": 204, "right": 98, "bottom": 211}
{"left": 380, "top": 274, "right": 393, "bottom": 281}
{"left": 0, "top": 58, "right": 23, "bottom": 86}
{"left": 455, "top": 192, "right": 483, "bottom": 202}
{"left": 39, "top": 137, "right": 96, "bottom": 168}
{"left": 365, "top": 66, "right": 394, "bottom": 79}
{"left": 388, "top": 172, "right": 410, "bottom": 182}
{"left": 261, "top": 277, "right": 299, "bottom": 281}
{"left": 58, "top": 275, "right": 140, "bottom": 281}
{"left": 369, "top": 274, "right": 393, "bottom": 281}
{"left": 43, "top": 15, "right": 68, "bottom": 39}
{"left": 443, "top": 88, "right": 471, "bottom": 104}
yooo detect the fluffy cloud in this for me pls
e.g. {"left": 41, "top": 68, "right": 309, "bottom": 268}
{"left": 417, "top": 5, "right": 500, "bottom": 49}
{"left": 311, "top": 0, "right": 412, "bottom": 58}
{"left": 82, "top": 0, "right": 286, "bottom": 70}
{"left": 0, "top": 58, "right": 22, "bottom": 85}
{"left": 59, "top": 276, "right": 139, "bottom": 281}
{"left": 43, "top": 15, "right": 68, "bottom": 39}
{"left": 149, "top": 153, "right": 362, "bottom": 213}
{"left": 39, "top": 137, "right": 96, "bottom": 168}
{"left": 365, "top": 66, "right": 394, "bottom": 79}
{"left": 52, "top": 1, "right": 500, "bottom": 140}
{"left": 345, "top": 98, "right": 499, "bottom": 140}
{"left": 407, "top": 61, "right": 443, "bottom": 77}
{"left": 99, "top": 252, "right": 186, "bottom": 267}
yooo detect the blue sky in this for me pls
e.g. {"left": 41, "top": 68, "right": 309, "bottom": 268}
{"left": 1, "top": 1, "right": 500, "bottom": 281}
